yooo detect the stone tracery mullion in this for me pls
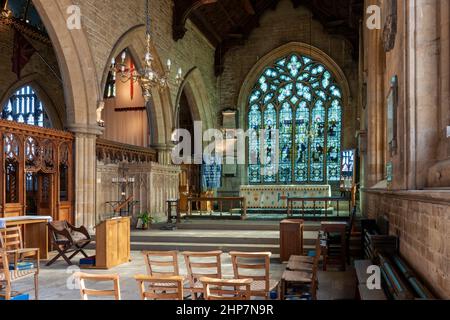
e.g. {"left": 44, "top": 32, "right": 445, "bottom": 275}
{"left": 248, "top": 53, "right": 343, "bottom": 185}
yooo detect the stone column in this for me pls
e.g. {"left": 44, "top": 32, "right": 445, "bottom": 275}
{"left": 438, "top": 0, "right": 450, "bottom": 158}
{"left": 365, "top": 26, "right": 386, "bottom": 188}
{"left": 413, "top": 0, "right": 440, "bottom": 188}
{"left": 68, "top": 124, "right": 103, "bottom": 232}
{"left": 426, "top": 0, "right": 450, "bottom": 187}
{"left": 153, "top": 143, "right": 175, "bottom": 165}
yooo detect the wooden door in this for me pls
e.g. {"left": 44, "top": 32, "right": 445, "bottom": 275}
{"left": 36, "top": 173, "right": 54, "bottom": 217}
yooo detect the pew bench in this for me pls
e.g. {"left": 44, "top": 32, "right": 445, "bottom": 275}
{"left": 354, "top": 260, "right": 387, "bottom": 300}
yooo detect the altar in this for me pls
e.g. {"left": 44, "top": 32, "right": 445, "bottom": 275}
{"left": 240, "top": 185, "right": 331, "bottom": 209}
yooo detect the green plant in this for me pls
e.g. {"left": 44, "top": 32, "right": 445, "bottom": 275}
{"left": 137, "top": 212, "right": 153, "bottom": 226}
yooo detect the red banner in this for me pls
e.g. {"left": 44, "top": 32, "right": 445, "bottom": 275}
{"left": 130, "top": 60, "right": 135, "bottom": 100}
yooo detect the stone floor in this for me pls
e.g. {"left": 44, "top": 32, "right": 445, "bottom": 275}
{"left": 10, "top": 250, "right": 356, "bottom": 300}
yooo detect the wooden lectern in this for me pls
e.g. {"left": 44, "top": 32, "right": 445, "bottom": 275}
{"left": 279, "top": 219, "right": 304, "bottom": 263}
{"left": 83, "top": 217, "right": 130, "bottom": 269}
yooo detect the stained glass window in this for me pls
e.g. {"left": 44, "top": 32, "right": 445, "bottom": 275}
{"left": 1, "top": 85, "right": 50, "bottom": 127}
{"left": 247, "top": 53, "right": 343, "bottom": 184}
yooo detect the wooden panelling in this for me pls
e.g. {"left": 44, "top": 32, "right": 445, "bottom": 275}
{"left": 0, "top": 119, "right": 74, "bottom": 223}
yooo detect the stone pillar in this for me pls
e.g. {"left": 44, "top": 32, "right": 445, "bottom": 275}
{"left": 438, "top": 0, "right": 450, "bottom": 159}
{"left": 413, "top": 0, "right": 440, "bottom": 188}
{"left": 153, "top": 143, "right": 174, "bottom": 165}
{"left": 365, "top": 26, "right": 386, "bottom": 188}
{"left": 68, "top": 124, "right": 103, "bottom": 231}
{"left": 427, "top": 0, "right": 450, "bottom": 187}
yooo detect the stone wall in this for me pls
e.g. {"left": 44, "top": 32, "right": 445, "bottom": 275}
{"left": 73, "top": 0, "right": 218, "bottom": 126}
{"left": 362, "top": 0, "right": 450, "bottom": 190}
{"left": 96, "top": 161, "right": 180, "bottom": 225}
{"left": 365, "top": 190, "right": 450, "bottom": 299}
{"left": 0, "top": 23, "right": 65, "bottom": 129}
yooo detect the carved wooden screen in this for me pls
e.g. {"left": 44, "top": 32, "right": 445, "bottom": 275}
{"left": 4, "top": 133, "right": 20, "bottom": 203}
{"left": 0, "top": 120, "right": 74, "bottom": 220}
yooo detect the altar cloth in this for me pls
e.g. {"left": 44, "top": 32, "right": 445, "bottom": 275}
{"left": 0, "top": 216, "right": 53, "bottom": 229}
{"left": 240, "top": 185, "right": 331, "bottom": 209}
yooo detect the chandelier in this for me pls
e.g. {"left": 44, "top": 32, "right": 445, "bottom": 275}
{"left": 110, "top": 0, "right": 182, "bottom": 102}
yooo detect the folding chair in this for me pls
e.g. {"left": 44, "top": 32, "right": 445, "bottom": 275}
{"left": 47, "top": 221, "right": 91, "bottom": 266}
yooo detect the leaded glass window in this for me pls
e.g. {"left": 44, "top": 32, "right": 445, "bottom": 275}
{"left": 247, "top": 53, "right": 343, "bottom": 184}
{"left": 1, "top": 85, "right": 50, "bottom": 127}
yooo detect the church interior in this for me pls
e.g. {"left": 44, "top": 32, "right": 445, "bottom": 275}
{"left": 0, "top": 0, "right": 448, "bottom": 301}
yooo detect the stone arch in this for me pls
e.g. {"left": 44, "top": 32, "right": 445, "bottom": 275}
{"left": 100, "top": 24, "right": 174, "bottom": 146}
{"left": 175, "top": 67, "right": 214, "bottom": 131}
{"left": 33, "top": 0, "right": 100, "bottom": 131}
{"left": 0, "top": 74, "right": 64, "bottom": 130}
{"left": 236, "top": 42, "right": 352, "bottom": 184}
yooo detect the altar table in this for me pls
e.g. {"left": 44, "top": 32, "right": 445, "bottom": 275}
{"left": 240, "top": 185, "right": 331, "bottom": 209}
{"left": 0, "top": 216, "right": 52, "bottom": 260}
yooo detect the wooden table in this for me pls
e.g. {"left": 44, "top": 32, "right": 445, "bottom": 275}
{"left": 0, "top": 216, "right": 52, "bottom": 260}
{"left": 187, "top": 197, "right": 247, "bottom": 220}
{"left": 285, "top": 196, "right": 351, "bottom": 217}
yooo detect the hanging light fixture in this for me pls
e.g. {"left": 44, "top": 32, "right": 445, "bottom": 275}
{"left": 110, "top": 0, "right": 183, "bottom": 102}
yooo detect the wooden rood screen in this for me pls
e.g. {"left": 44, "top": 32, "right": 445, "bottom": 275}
{"left": 0, "top": 120, "right": 74, "bottom": 222}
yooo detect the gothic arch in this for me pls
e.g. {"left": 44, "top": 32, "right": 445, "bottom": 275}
{"left": 237, "top": 42, "right": 351, "bottom": 125}
{"left": 0, "top": 75, "right": 64, "bottom": 129}
{"left": 33, "top": 0, "right": 100, "bottom": 132}
{"left": 175, "top": 67, "right": 214, "bottom": 131}
{"left": 236, "top": 42, "right": 352, "bottom": 184}
{"left": 101, "top": 25, "right": 174, "bottom": 146}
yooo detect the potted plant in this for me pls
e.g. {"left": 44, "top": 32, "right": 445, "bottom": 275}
{"left": 136, "top": 212, "right": 153, "bottom": 230}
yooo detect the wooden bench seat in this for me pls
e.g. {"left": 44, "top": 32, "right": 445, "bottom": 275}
{"left": 354, "top": 260, "right": 387, "bottom": 300}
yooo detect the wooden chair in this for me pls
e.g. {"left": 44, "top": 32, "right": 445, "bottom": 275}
{"left": 229, "top": 251, "right": 278, "bottom": 299}
{"left": 47, "top": 221, "right": 91, "bottom": 266}
{"left": 287, "top": 237, "right": 322, "bottom": 272}
{"left": 135, "top": 275, "right": 184, "bottom": 300}
{"left": 0, "top": 226, "right": 40, "bottom": 267}
{"left": 281, "top": 238, "right": 322, "bottom": 300}
{"left": 142, "top": 251, "right": 180, "bottom": 276}
{"left": 200, "top": 277, "right": 252, "bottom": 300}
{"left": 182, "top": 251, "right": 222, "bottom": 300}
{"left": 74, "top": 272, "right": 121, "bottom": 300}
{"left": 0, "top": 249, "right": 39, "bottom": 300}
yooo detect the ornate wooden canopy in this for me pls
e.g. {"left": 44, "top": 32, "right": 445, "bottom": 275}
{"left": 173, "top": 0, "right": 364, "bottom": 75}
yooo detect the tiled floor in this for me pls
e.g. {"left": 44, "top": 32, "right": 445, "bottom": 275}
{"left": 10, "top": 250, "right": 356, "bottom": 300}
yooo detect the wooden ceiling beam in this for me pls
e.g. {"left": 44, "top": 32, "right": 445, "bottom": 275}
{"left": 173, "top": 0, "right": 218, "bottom": 41}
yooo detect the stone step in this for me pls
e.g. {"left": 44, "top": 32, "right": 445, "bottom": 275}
{"left": 153, "top": 221, "right": 323, "bottom": 232}
{"left": 130, "top": 229, "right": 320, "bottom": 245}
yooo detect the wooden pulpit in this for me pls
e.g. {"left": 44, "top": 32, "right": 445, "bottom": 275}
{"left": 85, "top": 217, "right": 131, "bottom": 269}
